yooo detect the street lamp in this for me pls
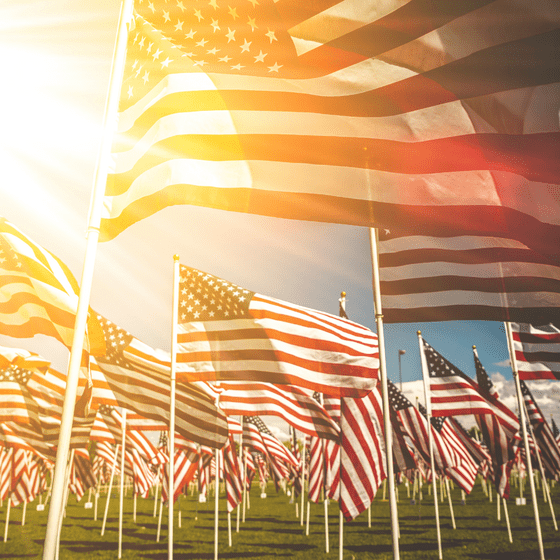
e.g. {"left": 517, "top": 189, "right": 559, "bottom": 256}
{"left": 398, "top": 349, "right": 406, "bottom": 391}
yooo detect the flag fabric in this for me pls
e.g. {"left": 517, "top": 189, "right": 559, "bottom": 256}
{"left": 431, "top": 415, "right": 478, "bottom": 494}
{"left": 89, "top": 314, "right": 228, "bottom": 448}
{"left": 307, "top": 435, "right": 325, "bottom": 504}
{"left": 511, "top": 323, "right": 560, "bottom": 381}
{"left": 377, "top": 225, "right": 560, "bottom": 325}
{"left": 424, "top": 338, "right": 519, "bottom": 434}
{"left": 387, "top": 380, "right": 457, "bottom": 473}
{"left": 101, "top": 0, "right": 560, "bottom": 256}
{"left": 552, "top": 418, "right": 560, "bottom": 445}
{"left": 520, "top": 380, "right": 560, "bottom": 479}
{"left": 175, "top": 265, "right": 378, "bottom": 397}
{"left": 474, "top": 349, "right": 518, "bottom": 497}
{"left": 217, "top": 381, "right": 340, "bottom": 440}
{"left": 0, "top": 217, "right": 83, "bottom": 346}
{"left": 222, "top": 436, "right": 243, "bottom": 512}
{"left": 334, "top": 388, "right": 386, "bottom": 521}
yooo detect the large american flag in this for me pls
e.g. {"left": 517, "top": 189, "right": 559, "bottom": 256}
{"left": 90, "top": 314, "right": 229, "bottom": 448}
{"left": 101, "top": 1, "right": 560, "bottom": 248}
{"left": 175, "top": 265, "right": 378, "bottom": 397}
{"left": 511, "top": 322, "right": 560, "bottom": 381}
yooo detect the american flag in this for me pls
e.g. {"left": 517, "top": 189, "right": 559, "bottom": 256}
{"left": 246, "top": 416, "right": 297, "bottom": 469}
{"left": 473, "top": 347, "right": 518, "bottom": 497}
{"left": 388, "top": 380, "right": 457, "bottom": 473}
{"left": 217, "top": 381, "right": 340, "bottom": 441}
{"left": 520, "top": 380, "right": 560, "bottom": 479}
{"left": 432, "top": 416, "right": 478, "bottom": 494}
{"left": 511, "top": 322, "right": 560, "bottom": 381}
{"left": 161, "top": 448, "right": 199, "bottom": 502}
{"left": 90, "top": 313, "right": 228, "bottom": 448}
{"left": 0, "top": 217, "right": 100, "bottom": 347}
{"left": 423, "top": 338, "right": 514, "bottom": 423}
{"left": 377, "top": 226, "right": 560, "bottom": 324}
{"left": 222, "top": 436, "right": 243, "bottom": 512}
{"left": 336, "top": 388, "right": 386, "bottom": 521}
{"left": 101, "top": 2, "right": 560, "bottom": 262}
{"left": 552, "top": 418, "right": 560, "bottom": 446}
{"left": 307, "top": 435, "right": 325, "bottom": 504}
{"left": 175, "top": 265, "right": 378, "bottom": 397}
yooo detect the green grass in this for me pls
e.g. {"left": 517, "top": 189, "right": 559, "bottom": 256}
{"left": 2, "top": 478, "right": 560, "bottom": 559}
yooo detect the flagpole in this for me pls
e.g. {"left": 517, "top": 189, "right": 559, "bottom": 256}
{"left": 236, "top": 415, "right": 243, "bottom": 533}
{"left": 118, "top": 410, "right": 127, "bottom": 559}
{"left": 169, "top": 255, "right": 180, "bottom": 560}
{"left": 369, "top": 228, "right": 400, "bottom": 560}
{"left": 418, "top": 331, "right": 443, "bottom": 560}
{"left": 522, "top": 395, "right": 558, "bottom": 530}
{"left": 504, "top": 322, "right": 545, "bottom": 560}
{"left": 42, "top": 1, "right": 134, "bottom": 558}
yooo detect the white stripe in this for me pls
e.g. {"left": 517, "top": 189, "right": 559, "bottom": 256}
{"left": 288, "top": 0, "right": 410, "bottom": 55}
{"left": 381, "top": 291, "right": 560, "bottom": 310}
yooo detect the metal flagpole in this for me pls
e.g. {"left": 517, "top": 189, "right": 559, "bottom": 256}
{"left": 369, "top": 228, "right": 400, "bottom": 560}
{"left": 504, "top": 321, "right": 545, "bottom": 560}
{"left": 418, "top": 331, "right": 443, "bottom": 560}
{"left": 169, "top": 256, "right": 180, "bottom": 560}
{"left": 42, "top": 1, "right": 134, "bottom": 558}
{"left": 118, "top": 410, "right": 127, "bottom": 559}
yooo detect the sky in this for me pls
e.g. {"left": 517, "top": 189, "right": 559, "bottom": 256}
{"left": 0, "top": 0, "right": 558, "bottom": 436}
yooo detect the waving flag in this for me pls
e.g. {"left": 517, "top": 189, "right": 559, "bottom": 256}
{"left": 89, "top": 314, "right": 228, "bottom": 448}
{"left": 175, "top": 265, "right": 378, "bottom": 397}
{"left": 335, "top": 389, "right": 386, "bottom": 521}
{"left": 520, "top": 380, "right": 560, "bottom": 479}
{"left": 101, "top": 1, "right": 560, "bottom": 250}
{"left": 424, "top": 338, "right": 519, "bottom": 439}
{"left": 473, "top": 349, "right": 518, "bottom": 497}
{"left": 511, "top": 323, "right": 560, "bottom": 381}
{"left": 378, "top": 227, "right": 560, "bottom": 324}
{"left": 217, "top": 381, "right": 340, "bottom": 440}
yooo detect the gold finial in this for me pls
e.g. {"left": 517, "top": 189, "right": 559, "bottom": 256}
{"left": 417, "top": 330, "right": 421, "bottom": 335}
{"left": 341, "top": 291, "right": 346, "bottom": 297}
{"left": 472, "top": 345, "right": 476, "bottom": 349}
{"left": 173, "top": 254, "right": 180, "bottom": 261}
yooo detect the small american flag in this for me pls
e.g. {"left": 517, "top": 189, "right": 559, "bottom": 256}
{"left": 520, "top": 380, "right": 560, "bottom": 479}
{"left": 175, "top": 265, "right": 378, "bottom": 397}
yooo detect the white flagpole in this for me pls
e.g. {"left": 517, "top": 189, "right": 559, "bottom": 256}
{"left": 418, "top": 330, "right": 443, "bottom": 560}
{"left": 236, "top": 416, "right": 243, "bottom": 532}
{"left": 169, "top": 255, "right": 180, "bottom": 560}
{"left": 369, "top": 228, "right": 400, "bottom": 560}
{"left": 101, "top": 444, "right": 120, "bottom": 537}
{"left": 42, "top": 1, "right": 134, "bottom": 558}
{"left": 504, "top": 321, "right": 545, "bottom": 560}
{"left": 214, "top": 438, "right": 220, "bottom": 560}
{"left": 118, "top": 410, "right": 127, "bottom": 559}
{"left": 523, "top": 402, "right": 558, "bottom": 530}
{"left": 300, "top": 437, "right": 307, "bottom": 527}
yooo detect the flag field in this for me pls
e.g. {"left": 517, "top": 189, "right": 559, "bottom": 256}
{"left": 2, "top": 479, "right": 560, "bottom": 559}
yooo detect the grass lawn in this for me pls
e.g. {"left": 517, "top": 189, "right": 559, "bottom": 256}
{"left": 1, "top": 477, "right": 560, "bottom": 559}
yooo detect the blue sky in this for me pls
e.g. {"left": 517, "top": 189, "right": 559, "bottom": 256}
{"left": 0, "top": 1, "right": 553, "bottom": 435}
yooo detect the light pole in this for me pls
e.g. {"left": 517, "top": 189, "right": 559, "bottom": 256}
{"left": 398, "top": 349, "right": 406, "bottom": 391}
